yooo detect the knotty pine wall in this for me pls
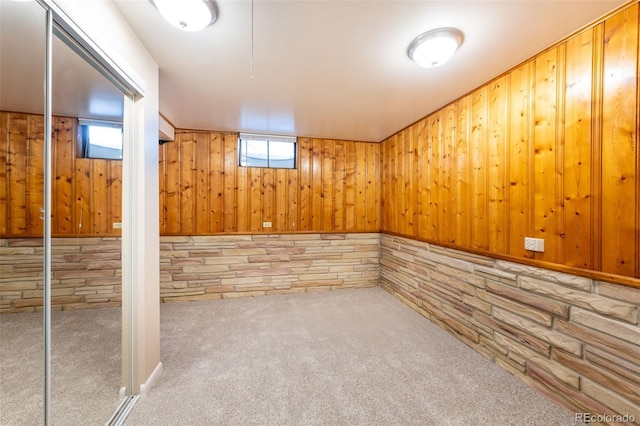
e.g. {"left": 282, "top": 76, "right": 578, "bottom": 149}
{"left": 159, "top": 130, "right": 380, "bottom": 234}
{"left": 0, "top": 112, "right": 122, "bottom": 237}
{"left": 381, "top": 3, "right": 640, "bottom": 281}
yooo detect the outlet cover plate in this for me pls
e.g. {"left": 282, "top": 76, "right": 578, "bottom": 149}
{"left": 524, "top": 237, "right": 545, "bottom": 252}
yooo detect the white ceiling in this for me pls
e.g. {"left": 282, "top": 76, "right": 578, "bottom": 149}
{"left": 114, "top": 0, "right": 628, "bottom": 142}
{"left": 1, "top": 1, "right": 628, "bottom": 142}
{"left": 1, "top": 1, "right": 125, "bottom": 121}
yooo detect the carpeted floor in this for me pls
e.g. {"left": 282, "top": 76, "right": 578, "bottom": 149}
{"left": 125, "top": 287, "right": 578, "bottom": 426}
{"left": 0, "top": 307, "right": 122, "bottom": 425}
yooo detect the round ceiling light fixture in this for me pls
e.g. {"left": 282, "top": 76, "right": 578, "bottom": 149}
{"left": 152, "top": 0, "right": 217, "bottom": 32}
{"left": 408, "top": 27, "right": 464, "bottom": 68}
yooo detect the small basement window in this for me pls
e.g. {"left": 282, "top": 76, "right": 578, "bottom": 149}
{"left": 239, "top": 133, "right": 296, "bottom": 169}
{"left": 78, "top": 119, "right": 123, "bottom": 160}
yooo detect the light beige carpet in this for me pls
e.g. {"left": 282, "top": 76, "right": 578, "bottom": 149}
{"left": 0, "top": 307, "right": 122, "bottom": 425}
{"left": 125, "top": 287, "right": 578, "bottom": 426}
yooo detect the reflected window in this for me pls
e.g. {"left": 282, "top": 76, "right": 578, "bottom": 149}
{"left": 78, "top": 119, "right": 123, "bottom": 160}
{"left": 239, "top": 133, "right": 296, "bottom": 169}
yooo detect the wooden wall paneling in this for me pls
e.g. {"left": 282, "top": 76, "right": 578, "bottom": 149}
{"left": 507, "top": 64, "right": 534, "bottom": 258}
{"left": 395, "top": 133, "right": 402, "bottom": 234}
{"left": 26, "top": 114, "right": 44, "bottom": 235}
{"left": 393, "top": 133, "right": 403, "bottom": 235}
{"left": 223, "top": 133, "right": 237, "bottom": 232}
{"left": 322, "top": 140, "right": 335, "bottom": 230}
{"left": 368, "top": 142, "right": 380, "bottom": 231}
{"left": 441, "top": 104, "right": 456, "bottom": 244}
{"left": 397, "top": 131, "right": 409, "bottom": 236}
{"left": 262, "top": 168, "right": 275, "bottom": 231}
{"left": 165, "top": 133, "right": 181, "bottom": 234}
{"left": 487, "top": 76, "right": 509, "bottom": 253}
{"left": 386, "top": 134, "right": 397, "bottom": 233}
{"left": 8, "top": 113, "right": 28, "bottom": 234}
{"left": 195, "top": 131, "right": 211, "bottom": 233}
{"left": 208, "top": 132, "right": 223, "bottom": 233}
{"left": 274, "top": 167, "right": 288, "bottom": 232}
{"left": 345, "top": 139, "right": 356, "bottom": 231}
{"left": 637, "top": 10, "right": 640, "bottom": 280}
{"left": 91, "top": 159, "right": 109, "bottom": 234}
{"left": 108, "top": 160, "right": 122, "bottom": 233}
{"left": 471, "top": 87, "right": 488, "bottom": 250}
{"left": 455, "top": 96, "right": 471, "bottom": 247}
{"left": 410, "top": 123, "right": 420, "bottom": 236}
{"left": 75, "top": 158, "right": 92, "bottom": 235}
{"left": 556, "top": 44, "right": 567, "bottom": 265}
{"left": 298, "top": 137, "right": 311, "bottom": 231}
{"left": 235, "top": 152, "right": 249, "bottom": 233}
{"left": 311, "top": 139, "right": 323, "bottom": 230}
{"left": 54, "top": 117, "right": 75, "bottom": 235}
{"left": 159, "top": 141, "right": 167, "bottom": 234}
{"left": 563, "top": 28, "right": 594, "bottom": 269}
{"left": 369, "top": 143, "right": 380, "bottom": 232}
{"left": 333, "top": 140, "right": 345, "bottom": 230}
{"left": 355, "top": 142, "right": 367, "bottom": 230}
{"left": 601, "top": 4, "right": 638, "bottom": 277}
{"left": 179, "top": 132, "right": 196, "bottom": 233}
{"left": 409, "top": 125, "right": 418, "bottom": 235}
{"left": 379, "top": 138, "right": 387, "bottom": 231}
{"left": 591, "top": 23, "right": 605, "bottom": 273}
{"left": 418, "top": 119, "right": 430, "bottom": 238}
{"left": 0, "top": 113, "right": 8, "bottom": 235}
{"left": 288, "top": 167, "right": 299, "bottom": 232}
{"left": 533, "top": 47, "right": 560, "bottom": 263}
{"left": 429, "top": 111, "right": 442, "bottom": 242}
{"left": 249, "top": 166, "right": 262, "bottom": 232}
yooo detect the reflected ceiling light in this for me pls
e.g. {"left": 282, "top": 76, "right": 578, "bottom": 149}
{"left": 408, "top": 27, "right": 464, "bottom": 68}
{"left": 152, "top": 0, "right": 216, "bottom": 32}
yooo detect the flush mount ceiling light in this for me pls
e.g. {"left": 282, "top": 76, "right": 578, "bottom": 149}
{"left": 408, "top": 27, "right": 464, "bottom": 68}
{"left": 152, "top": 0, "right": 217, "bottom": 32}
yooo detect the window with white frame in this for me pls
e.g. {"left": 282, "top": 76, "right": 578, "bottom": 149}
{"left": 238, "top": 133, "right": 296, "bottom": 169}
{"left": 78, "top": 119, "right": 123, "bottom": 160}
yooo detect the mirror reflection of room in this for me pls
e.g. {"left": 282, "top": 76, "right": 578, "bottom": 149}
{"left": 0, "top": 2, "right": 47, "bottom": 424}
{"left": 0, "top": 1, "right": 128, "bottom": 424}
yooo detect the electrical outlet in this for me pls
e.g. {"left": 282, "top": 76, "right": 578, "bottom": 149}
{"left": 262, "top": 221, "right": 272, "bottom": 228}
{"left": 524, "top": 237, "right": 545, "bottom": 252}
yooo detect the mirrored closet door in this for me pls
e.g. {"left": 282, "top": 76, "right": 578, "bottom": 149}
{"left": 49, "top": 25, "right": 127, "bottom": 425}
{"left": 0, "top": 1, "right": 137, "bottom": 424}
{"left": 0, "top": 1, "right": 47, "bottom": 423}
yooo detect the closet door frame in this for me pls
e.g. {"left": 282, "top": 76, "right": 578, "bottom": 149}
{"left": 38, "top": 1, "right": 146, "bottom": 424}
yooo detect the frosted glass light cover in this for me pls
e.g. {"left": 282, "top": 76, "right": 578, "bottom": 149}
{"left": 153, "top": 0, "right": 216, "bottom": 32}
{"left": 408, "top": 28, "right": 464, "bottom": 68}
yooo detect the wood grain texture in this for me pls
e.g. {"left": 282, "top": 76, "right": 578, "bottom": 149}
{"left": 508, "top": 63, "right": 533, "bottom": 258}
{"left": 533, "top": 47, "right": 559, "bottom": 264}
{"left": 0, "top": 113, "right": 122, "bottom": 237}
{"left": 601, "top": 4, "right": 638, "bottom": 277}
{"left": 564, "top": 28, "right": 594, "bottom": 269}
{"left": 380, "top": 3, "right": 640, "bottom": 280}
{"left": 0, "top": 113, "right": 8, "bottom": 235}
{"left": 487, "top": 76, "right": 508, "bottom": 253}
{"left": 156, "top": 132, "right": 380, "bottom": 235}
{"left": 455, "top": 96, "right": 471, "bottom": 247}
{"left": 1, "top": 2, "right": 638, "bottom": 284}
{"left": 471, "top": 87, "right": 488, "bottom": 250}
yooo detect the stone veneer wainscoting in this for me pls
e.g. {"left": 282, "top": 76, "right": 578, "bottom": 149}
{"left": 159, "top": 233, "right": 380, "bottom": 302}
{"left": 1, "top": 234, "right": 380, "bottom": 312}
{"left": 0, "top": 237, "right": 122, "bottom": 314}
{"left": 3, "top": 232, "right": 639, "bottom": 422}
{"left": 379, "top": 234, "right": 640, "bottom": 423}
